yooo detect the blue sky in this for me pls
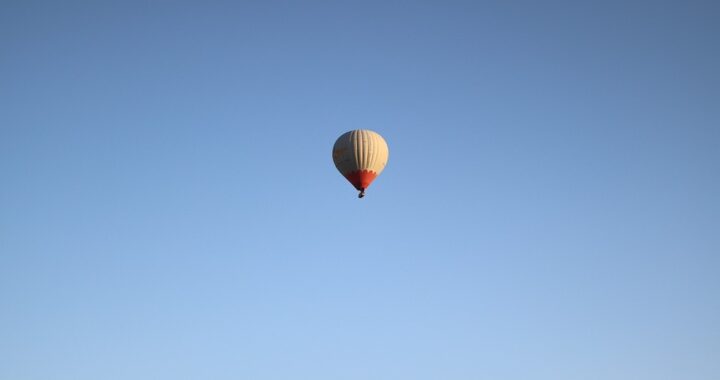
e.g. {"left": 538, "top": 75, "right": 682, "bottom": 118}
{"left": 1, "top": 1, "right": 718, "bottom": 379}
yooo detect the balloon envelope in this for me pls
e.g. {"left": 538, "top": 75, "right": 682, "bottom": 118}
{"left": 332, "top": 130, "right": 389, "bottom": 197}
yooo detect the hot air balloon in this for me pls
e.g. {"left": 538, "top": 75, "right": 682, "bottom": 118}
{"left": 332, "top": 130, "right": 389, "bottom": 198}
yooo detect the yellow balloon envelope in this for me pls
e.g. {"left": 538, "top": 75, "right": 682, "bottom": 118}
{"left": 332, "top": 130, "right": 389, "bottom": 198}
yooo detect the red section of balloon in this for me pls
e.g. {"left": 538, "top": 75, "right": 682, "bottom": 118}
{"left": 343, "top": 170, "right": 378, "bottom": 190}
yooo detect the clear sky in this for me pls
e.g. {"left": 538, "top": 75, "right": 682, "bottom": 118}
{"left": 1, "top": 1, "right": 718, "bottom": 379}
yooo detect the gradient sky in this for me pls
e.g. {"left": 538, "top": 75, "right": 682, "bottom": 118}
{"left": 1, "top": 1, "right": 719, "bottom": 379}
